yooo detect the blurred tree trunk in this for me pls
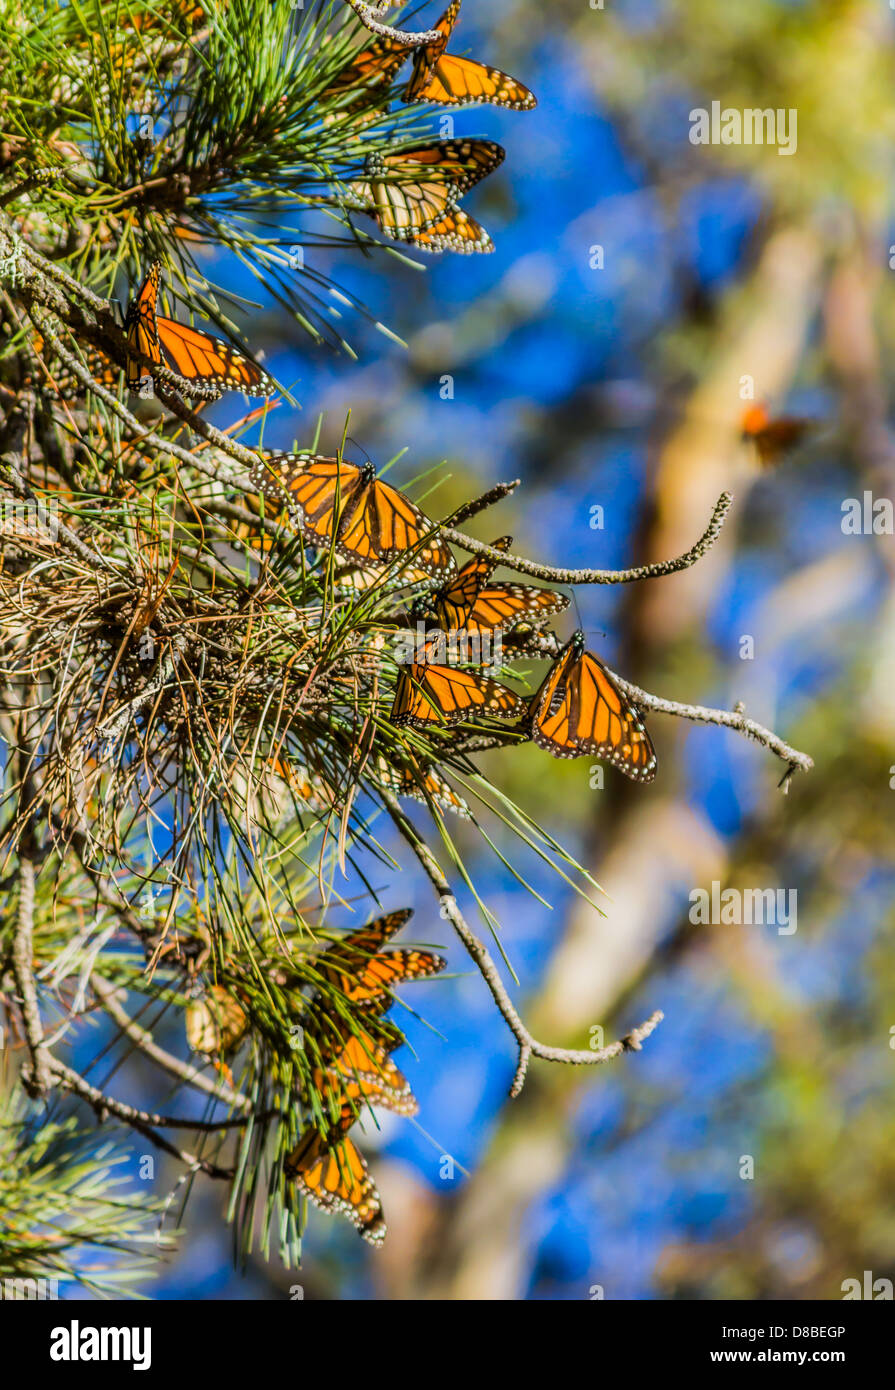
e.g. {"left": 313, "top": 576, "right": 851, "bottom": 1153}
{"left": 378, "top": 223, "right": 826, "bottom": 1300}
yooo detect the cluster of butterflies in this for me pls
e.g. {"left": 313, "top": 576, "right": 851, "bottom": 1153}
{"left": 186, "top": 908, "right": 445, "bottom": 1244}
{"left": 250, "top": 450, "right": 659, "bottom": 785}
{"left": 330, "top": 1, "right": 536, "bottom": 253}
{"left": 38, "top": 258, "right": 658, "bottom": 787}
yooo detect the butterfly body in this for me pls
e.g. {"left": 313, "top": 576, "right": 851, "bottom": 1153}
{"left": 530, "top": 631, "right": 657, "bottom": 780}
{"left": 125, "top": 262, "right": 278, "bottom": 397}
{"left": 406, "top": 1, "right": 537, "bottom": 111}
{"left": 392, "top": 655, "right": 523, "bottom": 728}
{"left": 249, "top": 452, "right": 456, "bottom": 580}
{"left": 420, "top": 536, "right": 570, "bottom": 635}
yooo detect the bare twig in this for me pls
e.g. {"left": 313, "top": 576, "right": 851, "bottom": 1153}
{"left": 51, "top": 1061, "right": 234, "bottom": 1179}
{"left": 444, "top": 491, "right": 733, "bottom": 585}
{"left": 343, "top": 0, "right": 442, "bottom": 45}
{"left": 12, "top": 846, "right": 52, "bottom": 1097}
{"left": 383, "top": 789, "right": 664, "bottom": 1095}
{"left": 445, "top": 479, "right": 520, "bottom": 528}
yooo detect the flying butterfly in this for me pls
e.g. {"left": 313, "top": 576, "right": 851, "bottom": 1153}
{"left": 741, "top": 402, "right": 814, "bottom": 467}
{"left": 529, "top": 631, "right": 657, "bottom": 781}
{"left": 313, "top": 908, "right": 446, "bottom": 1010}
{"left": 285, "top": 1120, "right": 386, "bottom": 1246}
{"left": 125, "top": 261, "right": 279, "bottom": 397}
{"left": 392, "top": 653, "right": 524, "bottom": 729}
{"left": 418, "top": 536, "right": 570, "bottom": 635}
{"left": 405, "top": 0, "right": 537, "bottom": 111}
{"left": 348, "top": 139, "right": 505, "bottom": 245}
{"left": 248, "top": 452, "right": 456, "bottom": 580}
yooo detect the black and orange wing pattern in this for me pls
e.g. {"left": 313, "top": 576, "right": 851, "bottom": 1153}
{"left": 285, "top": 1124, "right": 386, "bottom": 1246}
{"left": 372, "top": 753, "right": 471, "bottom": 818}
{"left": 350, "top": 139, "right": 505, "bottom": 243}
{"left": 315, "top": 909, "right": 446, "bottom": 1008}
{"left": 28, "top": 332, "right": 119, "bottom": 400}
{"left": 326, "top": 1030, "right": 417, "bottom": 1115}
{"left": 530, "top": 631, "right": 657, "bottom": 780}
{"left": 325, "top": 32, "right": 411, "bottom": 99}
{"left": 249, "top": 452, "right": 456, "bottom": 580}
{"left": 125, "top": 262, "right": 164, "bottom": 390}
{"left": 405, "top": 0, "right": 537, "bottom": 111}
{"left": 429, "top": 536, "right": 570, "bottom": 633}
{"left": 126, "top": 262, "right": 278, "bottom": 396}
{"left": 413, "top": 206, "right": 494, "bottom": 254}
{"left": 392, "top": 659, "right": 523, "bottom": 728}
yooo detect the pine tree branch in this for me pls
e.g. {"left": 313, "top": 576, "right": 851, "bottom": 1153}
{"left": 382, "top": 788, "right": 664, "bottom": 1096}
{"left": 91, "top": 977, "right": 251, "bottom": 1113}
{"left": 443, "top": 491, "right": 733, "bottom": 585}
{"left": 511, "top": 631, "right": 814, "bottom": 782}
{"left": 13, "top": 844, "right": 52, "bottom": 1098}
{"left": 343, "top": 0, "right": 442, "bottom": 45}
{"left": 50, "top": 1060, "right": 235, "bottom": 1179}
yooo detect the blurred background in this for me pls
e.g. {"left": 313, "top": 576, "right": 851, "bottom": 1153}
{"left": 130, "top": 0, "right": 895, "bottom": 1298}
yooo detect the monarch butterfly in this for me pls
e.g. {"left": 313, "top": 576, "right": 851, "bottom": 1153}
{"left": 530, "top": 631, "right": 657, "bottom": 780}
{"left": 392, "top": 655, "right": 524, "bottom": 728}
{"left": 125, "top": 262, "right": 279, "bottom": 397}
{"left": 413, "top": 206, "right": 494, "bottom": 254}
{"left": 372, "top": 752, "right": 471, "bottom": 818}
{"left": 313, "top": 909, "right": 446, "bottom": 1009}
{"left": 418, "top": 536, "right": 570, "bottom": 634}
{"left": 324, "top": 29, "right": 410, "bottom": 101}
{"left": 349, "top": 140, "right": 504, "bottom": 245}
{"left": 405, "top": 1, "right": 537, "bottom": 110}
{"left": 28, "top": 332, "right": 118, "bottom": 400}
{"left": 320, "top": 1030, "right": 417, "bottom": 1115}
{"left": 741, "top": 402, "right": 813, "bottom": 467}
{"left": 285, "top": 1122, "right": 387, "bottom": 1245}
{"left": 248, "top": 452, "right": 456, "bottom": 580}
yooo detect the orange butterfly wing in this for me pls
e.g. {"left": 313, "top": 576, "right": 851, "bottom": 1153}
{"left": 125, "top": 262, "right": 163, "bottom": 389}
{"left": 249, "top": 453, "right": 455, "bottom": 580}
{"left": 430, "top": 537, "right": 568, "bottom": 633}
{"left": 126, "top": 261, "right": 277, "bottom": 396}
{"left": 413, "top": 206, "right": 494, "bottom": 253}
{"left": 392, "top": 661, "right": 523, "bottom": 728}
{"left": 406, "top": 2, "right": 535, "bottom": 109}
{"left": 530, "top": 632, "right": 657, "bottom": 780}
{"left": 351, "top": 140, "right": 505, "bottom": 243}
{"left": 285, "top": 1126, "right": 386, "bottom": 1245}
{"left": 326, "top": 33, "right": 410, "bottom": 97}
{"left": 155, "top": 317, "right": 278, "bottom": 396}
